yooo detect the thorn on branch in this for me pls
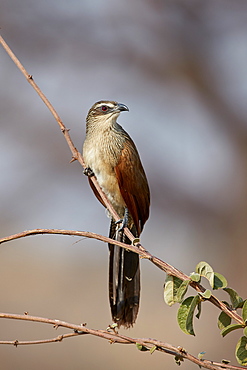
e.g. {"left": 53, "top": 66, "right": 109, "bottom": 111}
{"left": 70, "top": 156, "right": 77, "bottom": 163}
{"left": 27, "top": 74, "right": 33, "bottom": 80}
{"left": 14, "top": 340, "right": 19, "bottom": 347}
{"left": 53, "top": 320, "right": 60, "bottom": 330}
{"left": 61, "top": 127, "right": 70, "bottom": 134}
{"left": 140, "top": 254, "right": 150, "bottom": 260}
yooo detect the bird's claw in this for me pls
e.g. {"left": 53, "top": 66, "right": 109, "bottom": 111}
{"left": 115, "top": 208, "right": 129, "bottom": 232}
{"left": 83, "top": 167, "right": 94, "bottom": 177}
{"left": 115, "top": 218, "right": 126, "bottom": 232}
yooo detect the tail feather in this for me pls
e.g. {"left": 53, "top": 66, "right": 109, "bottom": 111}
{"left": 108, "top": 219, "right": 140, "bottom": 328}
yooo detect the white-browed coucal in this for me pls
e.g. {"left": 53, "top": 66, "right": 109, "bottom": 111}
{"left": 83, "top": 101, "right": 150, "bottom": 328}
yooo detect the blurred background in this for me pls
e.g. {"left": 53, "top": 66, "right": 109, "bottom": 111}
{"left": 1, "top": 0, "right": 247, "bottom": 369}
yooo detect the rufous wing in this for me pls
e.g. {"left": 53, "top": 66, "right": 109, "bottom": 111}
{"left": 115, "top": 138, "right": 150, "bottom": 235}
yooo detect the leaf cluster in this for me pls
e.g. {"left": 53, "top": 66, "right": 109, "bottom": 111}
{"left": 164, "top": 261, "right": 247, "bottom": 366}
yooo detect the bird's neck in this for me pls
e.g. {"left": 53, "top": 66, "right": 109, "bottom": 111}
{"left": 86, "top": 116, "right": 121, "bottom": 138}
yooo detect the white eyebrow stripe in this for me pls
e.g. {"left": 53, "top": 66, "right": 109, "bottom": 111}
{"left": 95, "top": 102, "right": 115, "bottom": 109}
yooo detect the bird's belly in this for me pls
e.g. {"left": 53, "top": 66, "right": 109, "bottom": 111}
{"left": 96, "top": 170, "right": 125, "bottom": 213}
{"left": 83, "top": 145, "right": 126, "bottom": 216}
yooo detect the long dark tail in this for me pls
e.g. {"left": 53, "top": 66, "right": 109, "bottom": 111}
{"left": 108, "top": 219, "right": 140, "bottom": 328}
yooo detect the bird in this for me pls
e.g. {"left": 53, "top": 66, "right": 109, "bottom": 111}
{"left": 82, "top": 100, "right": 150, "bottom": 328}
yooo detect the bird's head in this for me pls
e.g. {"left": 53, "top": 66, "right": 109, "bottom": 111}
{"left": 86, "top": 101, "right": 129, "bottom": 127}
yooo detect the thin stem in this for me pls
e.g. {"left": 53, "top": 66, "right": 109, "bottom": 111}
{"left": 0, "top": 312, "right": 244, "bottom": 369}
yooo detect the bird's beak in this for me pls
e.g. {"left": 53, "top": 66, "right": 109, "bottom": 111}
{"left": 117, "top": 103, "right": 129, "bottom": 112}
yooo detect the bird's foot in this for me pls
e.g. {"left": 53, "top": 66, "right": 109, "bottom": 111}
{"left": 115, "top": 208, "right": 129, "bottom": 232}
{"left": 83, "top": 167, "right": 94, "bottom": 177}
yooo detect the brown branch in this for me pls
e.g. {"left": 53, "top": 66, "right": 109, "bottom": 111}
{"left": 0, "top": 312, "right": 244, "bottom": 370}
{"left": 0, "top": 228, "right": 244, "bottom": 326}
{"left": 0, "top": 332, "right": 80, "bottom": 346}
{"left": 0, "top": 228, "right": 132, "bottom": 250}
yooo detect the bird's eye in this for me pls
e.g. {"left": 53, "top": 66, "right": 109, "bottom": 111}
{"left": 101, "top": 105, "right": 108, "bottom": 112}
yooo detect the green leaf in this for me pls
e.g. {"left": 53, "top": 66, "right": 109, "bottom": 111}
{"left": 136, "top": 343, "right": 149, "bottom": 352}
{"left": 243, "top": 327, "right": 247, "bottom": 337}
{"left": 198, "top": 351, "right": 206, "bottom": 360}
{"left": 190, "top": 272, "right": 201, "bottom": 282}
{"left": 236, "top": 336, "right": 247, "bottom": 366}
{"left": 242, "top": 300, "right": 247, "bottom": 323}
{"left": 176, "top": 280, "right": 190, "bottom": 303}
{"left": 218, "top": 311, "right": 231, "bottom": 330}
{"left": 164, "top": 276, "right": 188, "bottom": 306}
{"left": 222, "top": 300, "right": 231, "bottom": 308}
{"left": 213, "top": 272, "right": 227, "bottom": 290}
{"left": 237, "top": 299, "right": 247, "bottom": 309}
{"left": 221, "top": 324, "right": 243, "bottom": 337}
{"left": 195, "top": 301, "right": 202, "bottom": 319}
{"left": 177, "top": 296, "right": 201, "bottom": 336}
{"left": 196, "top": 261, "right": 214, "bottom": 288}
{"left": 150, "top": 345, "right": 157, "bottom": 354}
{"left": 199, "top": 289, "right": 211, "bottom": 299}
{"left": 224, "top": 287, "right": 243, "bottom": 309}
{"left": 164, "top": 275, "right": 181, "bottom": 306}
